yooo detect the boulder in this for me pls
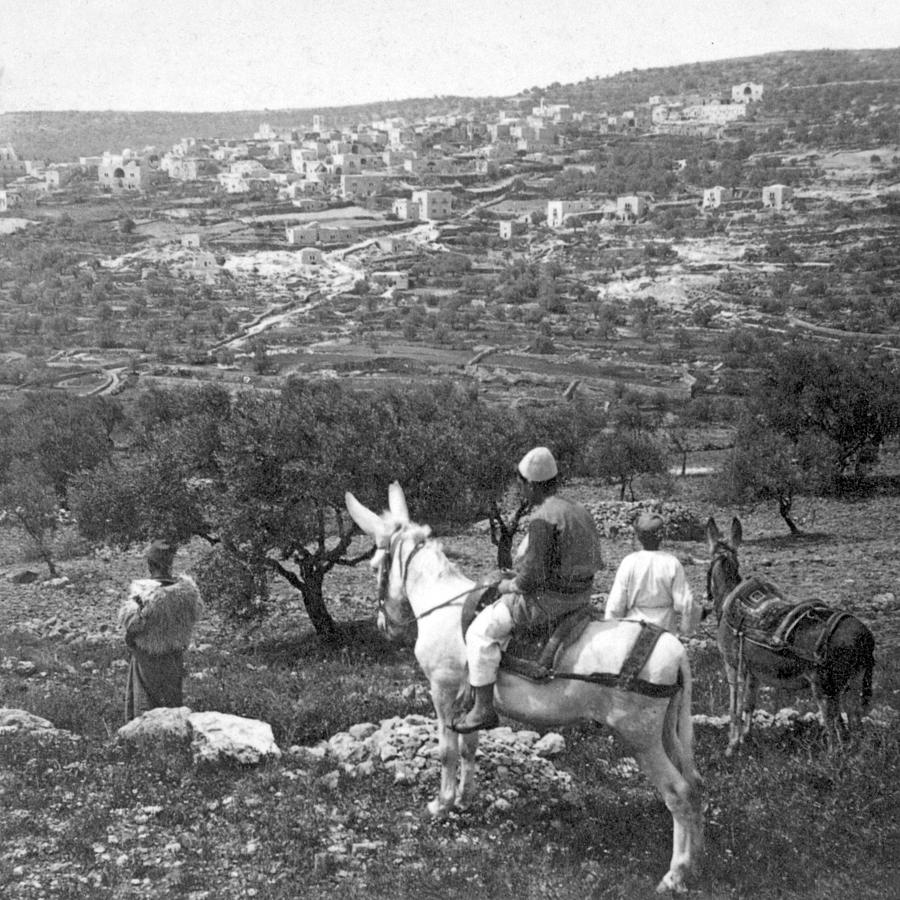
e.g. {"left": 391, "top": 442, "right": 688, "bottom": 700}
{"left": 8, "top": 570, "right": 39, "bottom": 584}
{"left": 0, "top": 707, "right": 56, "bottom": 732}
{"left": 534, "top": 732, "right": 566, "bottom": 757}
{"left": 188, "top": 711, "right": 281, "bottom": 765}
{"left": 0, "top": 707, "right": 77, "bottom": 741}
{"left": 117, "top": 706, "right": 193, "bottom": 743}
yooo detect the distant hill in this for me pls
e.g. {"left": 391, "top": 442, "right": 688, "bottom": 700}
{"left": 536, "top": 47, "right": 900, "bottom": 111}
{"left": 0, "top": 98, "right": 497, "bottom": 162}
{"left": 1, "top": 47, "right": 898, "bottom": 161}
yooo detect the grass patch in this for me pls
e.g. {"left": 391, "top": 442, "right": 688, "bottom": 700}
{"left": 1, "top": 619, "right": 898, "bottom": 897}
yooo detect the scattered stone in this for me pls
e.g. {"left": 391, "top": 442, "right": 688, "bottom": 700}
{"left": 117, "top": 707, "right": 193, "bottom": 743}
{"left": 302, "top": 714, "right": 575, "bottom": 791}
{"left": 43, "top": 576, "right": 70, "bottom": 589}
{"left": 0, "top": 707, "right": 78, "bottom": 740}
{"left": 865, "top": 704, "right": 899, "bottom": 727}
{"left": 585, "top": 499, "right": 705, "bottom": 541}
{"left": 188, "top": 711, "right": 281, "bottom": 765}
{"left": 534, "top": 732, "right": 566, "bottom": 757}
{"left": 870, "top": 592, "right": 897, "bottom": 612}
{"left": 0, "top": 707, "right": 56, "bottom": 731}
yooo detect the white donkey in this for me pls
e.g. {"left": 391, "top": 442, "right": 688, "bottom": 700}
{"left": 346, "top": 483, "right": 704, "bottom": 893}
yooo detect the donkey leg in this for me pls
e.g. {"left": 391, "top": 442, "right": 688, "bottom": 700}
{"left": 634, "top": 744, "right": 703, "bottom": 893}
{"left": 810, "top": 679, "right": 844, "bottom": 752}
{"left": 455, "top": 732, "right": 479, "bottom": 808}
{"left": 428, "top": 683, "right": 465, "bottom": 817}
{"left": 724, "top": 663, "right": 742, "bottom": 757}
{"left": 740, "top": 673, "right": 758, "bottom": 747}
{"left": 842, "top": 667, "right": 867, "bottom": 730}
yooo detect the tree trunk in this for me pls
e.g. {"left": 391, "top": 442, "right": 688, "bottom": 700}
{"left": 488, "top": 500, "right": 528, "bottom": 570}
{"left": 40, "top": 546, "right": 58, "bottom": 578}
{"left": 298, "top": 572, "right": 340, "bottom": 645}
{"left": 778, "top": 495, "right": 801, "bottom": 535}
{"left": 268, "top": 557, "right": 341, "bottom": 645}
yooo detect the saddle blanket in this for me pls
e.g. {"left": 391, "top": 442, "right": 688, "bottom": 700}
{"left": 460, "top": 585, "right": 598, "bottom": 672}
{"left": 724, "top": 576, "right": 831, "bottom": 649}
{"left": 461, "top": 587, "right": 676, "bottom": 696}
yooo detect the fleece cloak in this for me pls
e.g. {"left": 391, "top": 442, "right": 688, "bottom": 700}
{"left": 118, "top": 575, "right": 203, "bottom": 721}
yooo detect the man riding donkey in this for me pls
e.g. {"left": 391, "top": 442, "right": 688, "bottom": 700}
{"left": 453, "top": 446, "right": 604, "bottom": 733}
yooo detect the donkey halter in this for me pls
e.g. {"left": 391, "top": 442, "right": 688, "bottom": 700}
{"left": 375, "top": 525, "right": 469, "bottom": 631}
{"left": 707, "top": 541, "right": 740, "bottom": 619}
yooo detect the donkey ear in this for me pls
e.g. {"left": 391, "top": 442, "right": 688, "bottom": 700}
{"left": 731, "top": 517, "right": 743, "bottom": 547}
{"left": 706, "top": 517, "right": 721, "bottom": 551}
{"left": 388, "top": 482, "right": 409, "bottom": 524}
{"left": 345, "top": 492, "right": 385, "bottom": 537}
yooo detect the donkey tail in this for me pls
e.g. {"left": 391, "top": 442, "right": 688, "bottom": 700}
{"left": 860, "top": 634, "right": 876, "bottom": 715}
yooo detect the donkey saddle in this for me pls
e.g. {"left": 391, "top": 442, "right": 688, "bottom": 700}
{"left": 723, "top": 575, "right": 838, "bottom": 656}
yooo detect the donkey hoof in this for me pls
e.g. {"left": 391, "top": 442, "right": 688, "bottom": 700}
{"left": 427, "top": 798, "right": 452, "bottom": 818}
{"left": 656, "top": 872, "right": 688, "bottom": 894}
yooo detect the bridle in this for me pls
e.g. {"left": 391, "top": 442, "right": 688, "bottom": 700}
{"left": 707, "top": 540, "right": 741, "bottom": 624}
{"left": 374, "top": 526, "right": 471, "bottom": 635}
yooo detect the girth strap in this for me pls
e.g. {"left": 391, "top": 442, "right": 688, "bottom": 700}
{"left": 813, "top": 610, "right": 855, "bottom": 662}
{"left": 771, "top": 600, "right": 830, "bottom": 646}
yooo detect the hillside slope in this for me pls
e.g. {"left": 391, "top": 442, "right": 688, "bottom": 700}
{"left": 2, "top": 48, "right": 898, "bottom": 160}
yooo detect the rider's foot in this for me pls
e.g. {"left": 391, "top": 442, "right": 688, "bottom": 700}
{"left": 452, "top": 707, "right": 499, "bottom": 733}
{"left": 451, "top": 684, "right": 498, "bottom": 733}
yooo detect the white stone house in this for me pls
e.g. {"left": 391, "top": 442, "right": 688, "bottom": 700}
{"left": 189, "top": 252, "right": 219, "bottom": 278}
{"left": 217, "top": 172, "right": 250, "bottom": 194}
{"left": 411, "top": 189, "right": 452, "bottom": 219}
{"left": 499, "top": 220, "right": 527, "bottom": 239}
{"left": 703, "top": 186, "right": 731, "bottom": 209}
{"left": 286, "top": 224, "right": 320, "bottom": 245}
{"left": 546, "top": 199, "right": 595, "bottom": 228}
{"left": 392, "top": 198, "right": 419, "bottom": 220}
{"left": 99, "top": 159, "right": 150, "bottom": 192}
{"left": 340, "top": 173, "right": 388, "bottom": 200}
{"left": 762, "top": 184, "right": 792, "bottom": 209}
{"left": 732, "top": 82, "right": 764, "bottom": 103}
{"left": 616, "top": 195, "right": 647, "bottom": 220}
{"left": 299, "top": 247, "right": 324, "bottom": 267}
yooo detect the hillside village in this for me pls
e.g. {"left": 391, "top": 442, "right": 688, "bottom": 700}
{"left": 1, "top": 60, "right": 900, "bottom": 411}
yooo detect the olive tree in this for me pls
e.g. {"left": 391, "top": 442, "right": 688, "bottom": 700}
{"left": 70, "top": 379, "right": 517, "bottom": 644}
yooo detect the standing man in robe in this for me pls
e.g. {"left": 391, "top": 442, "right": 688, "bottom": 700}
{"left": 604, "top": 511, "right": 698, "bottom": 636}
{"left": 118, "top": 540, "right": 203, "bottom": 721}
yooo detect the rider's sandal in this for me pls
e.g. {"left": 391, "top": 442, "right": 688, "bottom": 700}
{"left": 451, "top": 710, "right": 499, "bottom": 733}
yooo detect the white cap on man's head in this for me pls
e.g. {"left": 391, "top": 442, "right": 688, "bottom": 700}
{"left": 518, "top": 446, "right": 558, "bottom": 482}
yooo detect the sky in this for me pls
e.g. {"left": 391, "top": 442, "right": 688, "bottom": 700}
{"left": 1, "top": 0, "right": 899, "bottom": 113}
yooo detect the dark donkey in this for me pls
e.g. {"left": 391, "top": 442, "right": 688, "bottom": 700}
{"left": 706, "top": 517, "right": 875, "bottom": 755}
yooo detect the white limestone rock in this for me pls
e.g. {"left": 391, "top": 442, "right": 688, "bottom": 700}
{"left": 188, "top": 711, "right": 281, "bottom": 765}
{"left": 0, "top": 707, "right": 56, "bottom": 731}
{"left": 117, "top": 706, "right": 193, "bottom": 743}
